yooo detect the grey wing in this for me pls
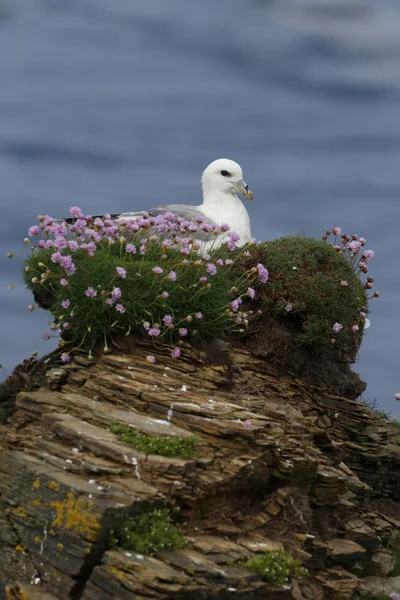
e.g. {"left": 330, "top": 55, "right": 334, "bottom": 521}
{"left": 116, "top": 205, "right": 217, "bottom": 242}
{"left": 116, "top": 205, "right": 205, "bottom": 221}
{"left": 58, "top": 205, "right": 219, "bottom": 243}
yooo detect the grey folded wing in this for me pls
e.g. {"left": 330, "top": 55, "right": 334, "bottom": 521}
{"left": 58, "top": 205, "right": 218, "bottom": 242}
{"left": 113, "top": 205, "right": 217, "bottom": 242}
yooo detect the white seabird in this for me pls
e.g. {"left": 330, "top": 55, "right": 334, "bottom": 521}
{"left": 109, "top": 158, "right": 254, "bottom": 247}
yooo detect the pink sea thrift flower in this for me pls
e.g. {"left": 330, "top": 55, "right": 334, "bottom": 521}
{"left": 115, "top": 304, "right": 126, "bottom": 313}
{"left": 125, "top": 244, "right": 136, "bottom": 254}
{"left": 168, "top": 270, "right": 177, "bottom": 281}
{"left": 195, "top": 312, "right": 203, "bottom": 319}
{"left": 333, "top": 227, "right": 342, "bottom": 236}
{"left": 148, "top": 327, "right": 161, "bottom": 337}
{"left": 351, "top": 325, "right": 359, "bottom": 332}
{"left": 340, "top": 280, "right": 348, "bottom": 287}
{"left": 69, "top": 206, "right": 84, "bottom": 219}
{"left": 179, "top": 328, "right": 188, "bottom": 337}
{"left": 152, "top": 266, "right": 163, "bottom": 275}
{"left": 85, "top": 287, "right": 97, "bottom": 297}
{"left": 285, "top": 303, "right": 293, "bottom": 312}
{"left": 116, "top": 266, "right": 127, "bottom": 278}
{"left": 243, "top": 419, "right": 252, "bottom": 429}
{"left": 333, "top": 322, "right": 343, "bottom": 333}
{"left": 348, "top": 241, "right": 361, "bottom": 252}
{"left": 257, "top": 263, "right": 269, "bottom": 283}
{"left": 111, "top": 287, "right": 122, "bottom": 301}
{"left": 231, "top": 298, "right": 242, "bottom": 311}
{"left": 60, "top": 279, "right": 68, "bottom": 286}
{"left": 61, "top": 299, "right": 71, "bottom": 309}
{"left": 363, "top": 249, "right": 375, "bottom": 261}
{"left": 247, "top": 287, "right": 255, "bottom": 299}
{"left": 28, "top": 225, "right": 39, "bottom": 236}
{"left": 68, "top": 240, "right": 79, "bottom": 252}
{"left": 206, "top": 263, "right": 217, "bottom": 275}
{"left": 146, "top": 355, "right": 156, "bottom": 364}
{"left": 171, "top": 347, "right": 181, "bottom": 359}
{"left": 163, "top": 315, "right": 173, "bottom": 325}
{"left": 43, "top": 332, "right": 51, "bottom": 340}
{"left": 161, "top": 291, "right": 169, "bottom": 299}
{"left": 60, "top": 352, "right": 71, "bottom": 363}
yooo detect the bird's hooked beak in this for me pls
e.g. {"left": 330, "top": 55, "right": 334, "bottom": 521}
{"left": 235, "top": 179, "right": 254, "bottom": 201}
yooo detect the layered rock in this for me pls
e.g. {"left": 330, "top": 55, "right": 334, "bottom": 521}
{"left": 0, "top": 341, "right": 399, "bottom": 599}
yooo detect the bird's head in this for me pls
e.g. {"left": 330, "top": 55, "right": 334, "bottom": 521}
{"left": 201, "top": 158, "right": 254, "bottom": 201}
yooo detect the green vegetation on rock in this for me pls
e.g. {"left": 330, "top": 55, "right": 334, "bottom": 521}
{"left": 239, "top": 550, "right": 308, "bottom": 585}
{"left": 110, "top": 421, "right": 197, "bottom": 458}
{"left": 110, "top": 507, "right": 185, "bottom": 554}
{"left": 24, "top": 213, "right": 377, "bottom": 367}
{"left": 23, "top": 211, "right": 266, "bottom": 353}
{"left": 236, "top": 235, "right": 372, "bottom": 360}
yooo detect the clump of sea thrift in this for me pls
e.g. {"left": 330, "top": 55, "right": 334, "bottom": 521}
{"left": 23, "top": 207, "right": 268, "bottom": 355}
{"left": 235, "top": 233, "right": 372, "bottom": 360}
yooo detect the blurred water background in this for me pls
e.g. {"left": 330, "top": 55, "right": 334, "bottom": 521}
{"left": 0, "top": 0, "right": 399, "bottom": 418}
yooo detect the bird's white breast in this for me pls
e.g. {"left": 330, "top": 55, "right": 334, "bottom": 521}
{"left": 200, "top": 193, "right": 251, "bottom": 246}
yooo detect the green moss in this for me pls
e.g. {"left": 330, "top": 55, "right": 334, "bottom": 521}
{"left": 110, "top": 507, "right": 185, "bottom": 554}
{"left": 236, "top": 236, "right": 369, "bottom": 359}
{"left": 110, "top": 421, "right": 197, "bottom": 458}
{"left": 238, "top": 550, "right": 308, "bottom": 585}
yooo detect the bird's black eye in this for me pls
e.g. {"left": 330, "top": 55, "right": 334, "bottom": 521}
{"left": 220, "top": 170, "right": 230, "bottom": 177}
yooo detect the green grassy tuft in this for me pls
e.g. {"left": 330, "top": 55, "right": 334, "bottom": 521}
{"left": 24, "top": 243, "right": 246, "bottom": 350}
{"left": 239, "top": 550, "right": 308, "bottom": 585}
{"left": 236, "top": 236, "right": 369, "bottom": 359}
{"left": 110, "top": 421, "right": 197, "bottom": 458}
{"left": 110, "top": 507, "right": 185, "bottom": 554}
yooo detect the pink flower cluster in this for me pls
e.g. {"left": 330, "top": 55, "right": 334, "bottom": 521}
{"left": 26, "top": 207, "right": 270, "bottom": 359}
{"left": 323, "top": 227, "right": 379, "bottom": 339}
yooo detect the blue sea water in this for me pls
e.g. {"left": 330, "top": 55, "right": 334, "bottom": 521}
{"left": 0, "top": 0, "right": 399, "bottom": 417}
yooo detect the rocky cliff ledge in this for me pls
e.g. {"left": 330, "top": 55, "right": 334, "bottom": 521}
{"left": 0, "top": 341, "right": 399, "bottom": 600}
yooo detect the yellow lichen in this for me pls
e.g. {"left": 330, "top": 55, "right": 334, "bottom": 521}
{"left": 49, "top": 528, "right": 55, "bottom": 535}
{"left": 14, "top": 545, "right": 24, "bottom": 552}
{"left": 5, "top": 585, "right": 29, "bottom": 600}
{"left": 57, "top": 542, "right": 64, "bottom": 551}
{"left": 48, "top": 480, "right": 60, "bottom": 491}
{"left": 34, "top": 536, "right": 41, "bottom": 544}
{"left": 33, "top": 499, "right": 41, "bottom": 505}
{"left": 51, "top": 492, "right": 101, "bottom": 540}
{"left": 32, "top": 478, "right": 41, "bottom": 488}
{"left": 105, "top": 565, "right": 129, "bottom": 580}
{"left": 12, "top": 506, "right": 27, "bottom": 518}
